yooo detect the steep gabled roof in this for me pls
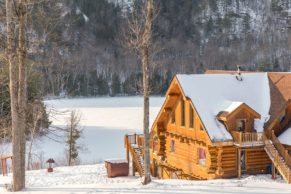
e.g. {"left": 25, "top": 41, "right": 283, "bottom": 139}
{"left": 205, "top": 70, "right": 291, "bottom": 127}
{"left": 176, "top": 73, "right": 271, "bottom": 142}
{"left": 217, "top": 102, "right": 260, "bottom": 121}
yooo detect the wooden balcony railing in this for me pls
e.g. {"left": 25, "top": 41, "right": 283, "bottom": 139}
{"left": 124, "top": 135, "right": 144, "bottom": 176}
{"left": 269, "top": 130, "right": 291, "bottom": 168}
{"left": 124, "top": 133, "right": 144, "bottom": 148}
{"left": 124, "top": 133, "right": 144, "bottom": 156}
{"left": 231, "top": 131, "right": 264, "bottom": 146}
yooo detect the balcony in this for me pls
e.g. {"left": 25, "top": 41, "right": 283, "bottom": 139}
{"left": 231, "top": 131, "right": 264, "bottom": 147}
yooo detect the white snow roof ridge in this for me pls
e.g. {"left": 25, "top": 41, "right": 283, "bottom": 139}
{"left": 176, "top": 73, "right": 271, "bottom": 142}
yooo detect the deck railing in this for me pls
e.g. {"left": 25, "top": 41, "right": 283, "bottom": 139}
{"left": 124, "top": 134, "right": 145, "bottom": 177}
{"left": 124, "top": 133, "right": 144, "bottom": 148}
{"left": 269, "top": 130, "right": 291, "bottom": 168}
{"left": 231, "top": 131, "right": 264, "bottom": 145}
{"left": 124, "top": 133, "right": 144, "bottom": 156}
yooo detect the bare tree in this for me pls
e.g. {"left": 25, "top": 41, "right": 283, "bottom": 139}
{"left": 6, "top": 0, "right": 27, "bottom": 191}
{"left": 66, "top": 110, "right": 83, "bottom": 166}
{"left": 27, "top": 101, "right": 43, "bottom": 170}
{"left": 125, "top": 0, "right": 154, "bottom": 185}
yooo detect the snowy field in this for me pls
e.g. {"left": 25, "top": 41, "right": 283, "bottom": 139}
{"left": 0, "top": 97, "right": 164, "bottom": 166}
{"left": 1, "top": 164, "right": 291, "bottom": 194}
{"left": 41, "top": 96, "right": 164, "bottom": 164}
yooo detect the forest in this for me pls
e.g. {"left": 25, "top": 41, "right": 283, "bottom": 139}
{"left": 0, "top": 0, "right": 291, "bottom": 97}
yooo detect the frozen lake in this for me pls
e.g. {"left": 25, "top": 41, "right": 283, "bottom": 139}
{"left": 40, "top": 96, "right": 164, "bottom": 165}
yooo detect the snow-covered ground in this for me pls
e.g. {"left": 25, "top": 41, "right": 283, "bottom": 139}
{"left": 1, "top": 164, "right": 291, "bottom": 194}
{"left": 40, "top": 96, "right": 164, "bottom": 164}
{"left": 0, "top": 96, "right": 164, "bottom": 166}
{"left": 1, "top": 96, "right": 291, "bottom": 193}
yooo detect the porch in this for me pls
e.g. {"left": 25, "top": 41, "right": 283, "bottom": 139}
{"left": 231, "top": 131, "right": 264, "bottom": 147}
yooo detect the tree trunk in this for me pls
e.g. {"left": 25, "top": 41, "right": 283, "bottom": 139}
{"left": 68, "top": 114, "right": 73, "bottom": 166}
{"left": 6, "top": 0, "right": 27, "bottom": 190}
{"left": 142, "top": 47, "right": 151, "bottom": 185}
{"left": 141, "top": 0, "right": 154, "bottom": 185}
{"left": 18, "top": 0, "right": 27, "bottom": 189}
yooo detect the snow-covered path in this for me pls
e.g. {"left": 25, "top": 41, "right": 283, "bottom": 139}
{"left": 1, "top": 164, "right": 291, "bottom": 194}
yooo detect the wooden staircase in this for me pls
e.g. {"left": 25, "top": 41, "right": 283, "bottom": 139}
{"left": 124, "top": 134, "right": 145, "bottom": 177}
{"left": 130, "top": 144, "right": 144, "bottom": 176}
{"left": 264, "top": 132, "right": 291, "bottom": 183}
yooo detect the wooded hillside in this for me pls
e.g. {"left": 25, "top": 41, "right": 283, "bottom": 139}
{"left": 0, "top": 0, "right": 290, "bottom": 96}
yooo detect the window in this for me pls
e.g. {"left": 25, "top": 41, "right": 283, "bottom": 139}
{"left": 171, "top": 111, "right": 176, "bottom": 124}
{"left": 170, "top": 140, "right": 175, "bottom": 152}
{"left": 200, "top": 124, "right": 204, "bottom": 131}
{"left": 198, "top": 148, "right": 206, "bottom": 166}
{"left": 153, "top": 136, "right": 158, "bottom": 153}
{"left": 189, "top": 105, "right": 194, "bottom": 128}
{"left": 236, "top": 119, "right": 246, "bottom": 131}
{"left": 181, "top": 99, "right": 185, "bottom": 127}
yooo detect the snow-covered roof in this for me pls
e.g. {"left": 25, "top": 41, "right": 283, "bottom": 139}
{"left": 223, "top": 101, "right": 243, "bottom": 113}
{"left": 104, "top": 159, "right": 128, "bottom": 164}
{"left": 278, "top": 127, "right": 291, "bottom": 146}
{"left": 176, "top": 73, "right": 271, "bottom": 142}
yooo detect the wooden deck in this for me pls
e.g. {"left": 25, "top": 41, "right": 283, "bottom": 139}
{"left": 124, "top": 131, "right": 291, "bottom": 183}
{"left": 231, "top": 131, "right": 264, "bottom": 147}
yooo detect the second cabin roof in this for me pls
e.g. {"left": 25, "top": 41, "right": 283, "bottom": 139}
{"left": 175, "top": 73, "right": 271, "bottom": 142}
{"left": 217, "top": 102, "right": 261, "bottom": 121}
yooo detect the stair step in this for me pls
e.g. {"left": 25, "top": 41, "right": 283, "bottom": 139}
{"left": 264, "top": 141, "right": 291, "bottom": 184}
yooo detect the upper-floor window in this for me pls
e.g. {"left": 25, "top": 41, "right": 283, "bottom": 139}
{"left": 236, "top": 119, "right": 246, "bottom": 131}
{"left": 189, "top": 105, "right": 194, "bottom": 128}
{"left": 181, "top": 99, "right": 185, "bottom": 127}
{"left": 198, "top": 147, "right": 206, "bottom": 166}
{"left": 170, "top": 140, "right": 175, "bottom": 152}
{"left": 171, "top": 111, "right": 176, "bottom": 124}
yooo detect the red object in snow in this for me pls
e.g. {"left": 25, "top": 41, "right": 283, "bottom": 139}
{"left": 105, "top": 159, "right": 129, "bottom": 178}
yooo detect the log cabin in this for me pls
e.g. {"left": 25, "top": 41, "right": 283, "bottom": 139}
{"left": 124, "top": 71, "right": 291, "bottom": 183}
